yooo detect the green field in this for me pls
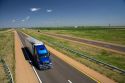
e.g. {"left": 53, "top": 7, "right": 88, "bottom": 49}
{"left": 0, "top": 30, "right": 15, "bottom": 82}
{"left": 21, "top": 29, "right": 125, "bottom": 83}
{"left": 0, "top": 28, "right": 9, "bottom": 31}
{"left": 36, "top": 28, "right": 125, "bottom": 45}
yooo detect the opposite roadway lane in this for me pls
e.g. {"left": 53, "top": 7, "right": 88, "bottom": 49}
{"left": 44, "top": 33, "right": 125, "bottom": 54}
{"left": 17, "top": 31, "right": 96, "bottom": 83}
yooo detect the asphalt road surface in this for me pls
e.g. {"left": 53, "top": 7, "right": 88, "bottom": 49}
{"left": 17, "top": 31, "right": 96, "bottom": 83}
{"left": 44, "top": 33, "right": 125, "bottom": 54}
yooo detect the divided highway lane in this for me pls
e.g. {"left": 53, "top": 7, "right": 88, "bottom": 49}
{"left": 17, "top": 31, "right": 96, "bottom": 83}
{"left": 44, "top": 33, "right": 125, "bottom": 54}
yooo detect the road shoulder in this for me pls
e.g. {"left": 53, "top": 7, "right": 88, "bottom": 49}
{"left": 14, "top": 31, "right": 39, "bottom": 83}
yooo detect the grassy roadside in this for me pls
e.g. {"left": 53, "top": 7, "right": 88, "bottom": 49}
{"left": 0, "top": 30, "right": 15, "bottom": 82}
{"left": 0, "top": 64, "right": 7, "bottom": 82}
{"left": 0, "top": 28, "right": 9, "bottom": 31}
{"left": 37, "top": 28, "right": 125, "bottom": 45}
{"left": 21, "top": 29, "right": 125, "bottom": 83}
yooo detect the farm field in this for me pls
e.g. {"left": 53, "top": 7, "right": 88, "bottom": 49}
{"left": 36, "top": 28, "right": 125, "bottom": 45}
{"left": 21, "top": 28, "right": 125, "bottom": 83}
{"left": 0, "top": 30, "right": 15, "bottom": 82}
{"left": 0, "top": 28, "right": 9, "bottom": 31}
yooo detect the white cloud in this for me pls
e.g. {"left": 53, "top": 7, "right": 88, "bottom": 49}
{"left": 12, "top": 19, "right": 16, "bottom": 23}
{"left": 46, "top": 9, "right": 52, "bottom": 13}
{"left": 26, "top": 16, "right": 30, "bottom": 20}
{"left": 30, "top": 8, "right": 40, "bottom": 12}
{"left": 21, "top": 20, "right": 25, "bottom": 22}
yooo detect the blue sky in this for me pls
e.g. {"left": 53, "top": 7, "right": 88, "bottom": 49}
{"left": 0, "top": 0, "right": 125, "bottom": 28}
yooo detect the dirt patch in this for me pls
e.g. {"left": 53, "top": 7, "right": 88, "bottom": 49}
{"left": 14, "top": 31, "right": 38, "bottom": 83}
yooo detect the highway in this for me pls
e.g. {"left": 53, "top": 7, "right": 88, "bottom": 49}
{"left": 43, "top": 33, "right": 125, "bottom": 54}
{"left": 17, "top": 31, "right": 96, "bottom": 83}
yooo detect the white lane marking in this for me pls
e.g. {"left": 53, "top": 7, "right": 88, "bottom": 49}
{"left": 17, "top": 32, "right": 42, "bottom": 83}
{"left": 33, "top": 67, "right": 42, "bottom": 83}
{"left": 68, "top": 80, "right": 72, "bottom": 83}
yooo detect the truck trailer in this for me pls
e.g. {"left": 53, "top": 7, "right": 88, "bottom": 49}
{"left": 25, "top": 37, "right": 52, "bottom": 70}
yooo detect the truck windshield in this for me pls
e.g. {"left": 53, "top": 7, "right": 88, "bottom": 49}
{"left": 38, "top": 52, "right": 49, "bottom": 57}
{"left": 35, "top": 45, "right": 49, "bottom": 57}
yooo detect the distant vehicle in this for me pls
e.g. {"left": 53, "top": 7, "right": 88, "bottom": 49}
{"left": 25, "top": 37, "right": 52, "bottom": 70}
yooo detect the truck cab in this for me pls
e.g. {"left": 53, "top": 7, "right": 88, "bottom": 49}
{"left": 25, "top": 37, "right": 52, "bottom": 70}
{"left": 34, "top": 44, "right": 52, "bottom": 70}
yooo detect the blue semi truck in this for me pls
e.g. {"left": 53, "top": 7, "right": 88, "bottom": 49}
{"left": 25, "top": 37, "right": 52, "bottom": 69}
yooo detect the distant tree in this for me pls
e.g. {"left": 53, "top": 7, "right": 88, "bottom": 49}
{"left": 38, "top": 30, "right": 40, "bottom": 32}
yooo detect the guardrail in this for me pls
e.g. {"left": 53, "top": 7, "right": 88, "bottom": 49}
{"left": 0, "top": 58, "right": 14, "bottom": 83}
{"left": 44, "top": 41, "right": 125, "bottom": 75}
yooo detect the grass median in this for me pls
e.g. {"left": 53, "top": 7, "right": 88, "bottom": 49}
{"left": 37, "top": 28, "right": 125, "bottom": 45}
{"left": 0, "top": 30, "right": 15, "bottom": 82}
{"left": 21, "top": 29, "right": 125, "bottom": 83}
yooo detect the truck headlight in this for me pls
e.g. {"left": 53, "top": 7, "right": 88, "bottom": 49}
{"left": 49, "top": 63, "right": 52, "bottom": 65}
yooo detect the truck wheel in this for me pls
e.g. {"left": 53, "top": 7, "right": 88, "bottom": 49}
{"left": 38, "top": 64, "right": 42, "bottom": 70}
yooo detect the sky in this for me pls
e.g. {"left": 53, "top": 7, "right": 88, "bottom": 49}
{"left": 0, "top": 0, "right": 125, "bottom": 28}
